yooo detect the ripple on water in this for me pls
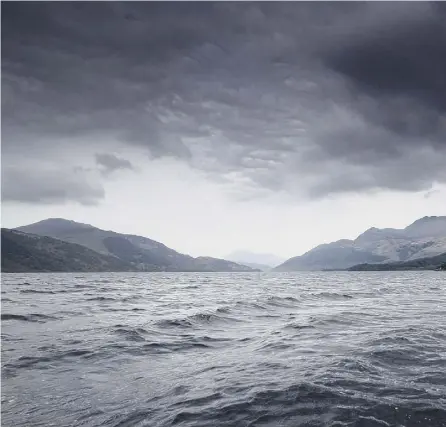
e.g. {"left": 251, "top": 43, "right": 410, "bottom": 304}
{"left": 1, "top": 271, "right": 445, "bottom": 427}
{"left": 1, "top": 313, "right": 59, "bottom": 323}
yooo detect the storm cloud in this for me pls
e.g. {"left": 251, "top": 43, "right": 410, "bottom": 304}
{"left": 2, "top": 1, "right": 445, "bottom": 204}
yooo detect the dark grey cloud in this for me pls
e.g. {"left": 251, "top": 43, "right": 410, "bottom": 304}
{"left": 2, "top": 2, "right": 445, "bottom": 201}
{"left": 326, "top": 3, "right": 446, "bottom": 113}
{"left": 95, "top": 153, "right": 134, "bottom": 176}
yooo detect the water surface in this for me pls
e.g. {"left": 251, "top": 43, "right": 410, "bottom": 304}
{"left": 2, "top": 272, "right": 446, "bottom": 426}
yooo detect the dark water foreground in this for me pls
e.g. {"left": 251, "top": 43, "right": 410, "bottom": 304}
{"left": 1, "top": 272, "right": 446, "bottom": 427}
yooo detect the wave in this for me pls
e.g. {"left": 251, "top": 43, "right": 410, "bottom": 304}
{"left": 139, "top": 341, "right": 210, "bottom": 354}
{"left": 216, "top": 306, "right": 231, "bottom": 314}
{"left": 166, "top": 381, "right": 446, "bottom": 426}
{"left": 112, "top": 325, "right": 148, "bottom": 342}
{"left": 265, "top": 296, "right": 300, "bottom": 307}
{"left": 256, "top": 341, "right": 293, "bottom": 351}
{"left": 155, "top": 311, "right": 242, "bottom": 329}
{"left": 120, "top": 295, "right": 142, "bottom": 302}
{"left": 369, "top": 348, "right": 423, "bottom": 367}
{"left": 305, "top": 292, "right": 354, "bottom": 300}
{"left": 20, "top": 289, "right": 56, "bottom": 294}
{"left": 1, "top": 313, "right": 58, "bottom": 323}
{"left": 234, "top": 301, "right": 268, "bottom": 311}
{"left": 3, "top": 349, "right": 95, "bottom": 376}
{"left": 19, "top": 289, "right": 71, "bottom": 294}
{"left": 86, "top": 296, "right": 116, "bottom": 301}
{"left": 104, "top": 307, "right": 146, "bottom": 313}
{"left": 166, "top": 383, "right": 344, "bottom": 426}
{"left": 133, "top": 335, "right": 231, "bottom": 355}
{"left": 284, "top": 322, "right": 316, "bottom": 330}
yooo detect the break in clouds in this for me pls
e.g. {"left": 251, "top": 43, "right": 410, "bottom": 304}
{"left": 2, "top": 2, "right": 446, "bottom": 205}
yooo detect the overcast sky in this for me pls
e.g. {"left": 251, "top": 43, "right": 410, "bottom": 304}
{"left": 2, "top": 2, "right": 445, "bottom": 259}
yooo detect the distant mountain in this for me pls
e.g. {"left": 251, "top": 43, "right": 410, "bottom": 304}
{"left": 404, "top": 216, "right": 446, "bottom": 238}
{"left": 275, "top": 240, "right": 388, "bottom": 271}
{"left": 12, "top": 218, "right": 257, "bottom": 273}
{"left": 349, "top": 252, "right": 446, "bottom": 271}
{"left": 239, "top": 262, "right": 272, "bottom": 272}
{"left": 193, "top": 257, "right": 262, "bottom": 272}
{"left": 275, "top": 216, "right": 446, "bottom": 271}
{"left": 225, "top": 250, "right": 285, "bottom": 268}
{"left": 1, "top": 229, "right": 137, "bottom": 273}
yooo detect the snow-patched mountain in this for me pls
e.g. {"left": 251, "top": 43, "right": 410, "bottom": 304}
{"left": 274, "top": 216, "right": 446, "bottom": 271}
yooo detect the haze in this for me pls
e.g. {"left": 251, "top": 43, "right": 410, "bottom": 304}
{"left": 2, "top": 2, "right": 445, "bottom": 259}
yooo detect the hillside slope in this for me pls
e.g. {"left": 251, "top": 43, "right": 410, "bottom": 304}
{"left": 15, "top": 219, "right": 257, "bottom": 272}
{"left": 275, "top": 216, "right": 446, "bottom": 271}
{"left": 1, "top": 229, "right": 137, "bottom": 273}
{"left": 349, "top": 252, "right": 446, "bottom": 271}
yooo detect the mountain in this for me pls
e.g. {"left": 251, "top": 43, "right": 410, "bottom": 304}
{"left": 1, "top": 229, "right": 137, "bottom": 273}
{"left": 225, "top": 250, "right": 285, "bottom": 269}
{"left": 192, "top": 257, "right": 262, "bottom": 272}
{"left": 404, "top": 216, "right": 446, "bottom": 238}
{"left": 275, "top": 240, "right": 388, "bottom": 271}
{"left": 349, "top": 252, "right": 446, "bottom": 271}
{"left": 275, "top": 216, "right": 446, "bottom": 271}
{"left": 12, "top": 218, "right": 257, "bottom": 272}
{"left": 239, "top": 262, "right": 272, "bottom": 272}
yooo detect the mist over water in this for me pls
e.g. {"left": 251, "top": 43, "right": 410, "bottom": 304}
{"left": 1, "top": 272, "right": 446, "bottom": 427}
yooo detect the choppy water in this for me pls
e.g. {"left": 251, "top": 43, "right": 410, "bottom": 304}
{"left": 1, "top": 272, "right": 446, "bottom": 427}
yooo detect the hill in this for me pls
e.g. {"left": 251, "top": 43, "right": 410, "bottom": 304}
{"left": 1, "top": 229, "right": 137, "bottom": 273}
{"left": 275, "top": 216, "right": 446, "bottom": 271}
{"left": 13, "top": 219, "right": 257, "bottom": 272}
{"left": 349, "top": 252, "right": 446, "bottom": 271}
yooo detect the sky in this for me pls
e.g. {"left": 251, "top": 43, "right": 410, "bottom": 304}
{"left": 1, "top": 2, "right": 446, "bottom": 259}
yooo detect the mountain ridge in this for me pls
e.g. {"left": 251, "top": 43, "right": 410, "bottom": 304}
{"left": 11, "top": 219, "right": 258, "bottom": 273}
{"left": 275, "top": 216, "right": 446, "bottom": 271}
{"left": 1, "top": 229, "right": 138, "bottom": 273}
{"left": 6, "top": 215, "right": 446, "bottom": 273}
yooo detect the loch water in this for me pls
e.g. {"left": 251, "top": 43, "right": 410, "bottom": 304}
{"left": 1, "top": 272, "right": 446, "bottom": 427}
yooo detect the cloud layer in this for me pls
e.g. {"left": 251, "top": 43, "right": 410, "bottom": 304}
{"left": 1, "top": 165, "right": 104, "bottom": 205}
{"left": 2, "top": 2, "right": 445, "bottom": 204}
{"left": 95, "top": 153, "right": 134, "bottom": 176}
